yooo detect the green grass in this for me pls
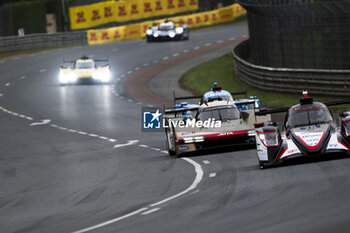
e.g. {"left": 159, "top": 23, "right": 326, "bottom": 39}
{"left": 180, "top": 53, "right": 349, "bottom": 112}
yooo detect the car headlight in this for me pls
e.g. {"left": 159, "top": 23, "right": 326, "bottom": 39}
{"left": 59, "top": 71, "right": 68, "bottom": 83}
{"left": 169, "top": 31, "right": 176, "bottom": 38}
{"left": 93, "top": 70, "right": 111, "bottom": 82}
{"left": 175, "top": 27, "right": 184, "bottom": 34}
{"left": 153, "top": 33, "right": 159, "bottom": 38}
{"left": 101, "top": 70, "right": 111, "bottom": 82}
{"left": 146, "top": 29, "right": 152, "bottom": 35}
{"left": 59, "top": 72, "right": 77, "bottom": 83}
{"left": 68, "top": 73, "right": 77, "bottom": 82}
{"left": 257, "top": 132, "right": 279, "bottom": 147}
{"left": 183, "top": 136, "right": 205, "bottom": 143}
{"left": 247, "top": 130, "right": 256, "bottom": 137}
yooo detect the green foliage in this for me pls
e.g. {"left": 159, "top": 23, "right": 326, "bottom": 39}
{"left": 0, "top": 0, "right": 64, "bottom": 36}
{"left": 12, "top": 0, "right": 46, "bottom": 34}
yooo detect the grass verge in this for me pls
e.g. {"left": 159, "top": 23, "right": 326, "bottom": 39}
{"left": 180, "top": 53, "right": 348, "bottom": 112}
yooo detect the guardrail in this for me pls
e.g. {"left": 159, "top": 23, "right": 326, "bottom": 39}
{"left": 0, "top": 31, "right": 87, "bottom": 53}
{"left": 233, "top": 40, "right": 350, "bottom": 97}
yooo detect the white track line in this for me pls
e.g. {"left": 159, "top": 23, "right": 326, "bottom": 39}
{"left": 5, "top": 82, "right": 10, "bottom": 87}
{"left": 203, "top": 160, "right": 210, "bottom": 165}
{"left": 209, "top": 173, "right": 216, "bottom": 178}
{"left": 140, "top": 208, "right": 160, "bottom": 215}
{"left": 72, "top": 157, "right": 203, "bottom": 233}
{"left": 71, "top": 208, "right": 148, "bottom": 233}
{"left": 39, "top": 69, "right": 46, "bottom": 73}
{"left": 149, "top": 158, "right": 203, "bottom": 207}
{"left": 113, "top": 140, "right": 139, "bottom": 148}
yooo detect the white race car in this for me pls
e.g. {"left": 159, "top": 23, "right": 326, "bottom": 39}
{"left": 255, "top": 92, "right": 350, "bottom": 168}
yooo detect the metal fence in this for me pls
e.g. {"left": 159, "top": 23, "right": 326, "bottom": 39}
{"left": 238, "top": 0, "right": 350, "bottom": 70}
{"left": 233, "top": 40, "right": 350, "bottom": 97}
{"left": 0, "top": 31, "right": 87, "bottom": 53}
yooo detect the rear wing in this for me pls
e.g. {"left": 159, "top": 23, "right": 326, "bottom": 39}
{"left": 163, "top": 106, "right": 199, "bottom": 119}
{"left": 61, "top": 57, "right": 109, "bottom": 68}
{"left": 173, "top": 91, "right": 247, "bottom": 105}
{"left": 255, "top": 99, "right": 350, "bottom": 116}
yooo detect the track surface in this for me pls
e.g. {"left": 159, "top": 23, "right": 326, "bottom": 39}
{"left": 1, "top": 22, "right": 350, "bottom": 233}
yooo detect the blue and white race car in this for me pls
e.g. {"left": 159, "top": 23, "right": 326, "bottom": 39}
{"left": 146, "top": 20, "right": 189, "bottom": 42}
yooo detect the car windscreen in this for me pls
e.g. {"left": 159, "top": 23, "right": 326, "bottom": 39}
{"left": 197, "top": 107, "right": 240, "bottom": 122}
{"left": 76, "top": 61, "right": 94, "bottom": 69}
{"left": 159, "top": 25, "right": 174, "bottom": 30}
{"left": 287, "top": 107, "right": 333, "bottom": 128}
{"left": 206, "top": 95, "right": 233, "bottom": 103}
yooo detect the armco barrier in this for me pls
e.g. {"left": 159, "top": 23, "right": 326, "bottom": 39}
{"left": 233, "top": 40, "right": 350, "bottom": 97}
{"left": 0, "top": 31, "right": 87, "bottom": 53}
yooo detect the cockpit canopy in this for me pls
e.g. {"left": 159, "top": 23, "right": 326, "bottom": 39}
{"left": 159, "top": 21, "right": 175, "bottom": 31}
{"left": 197, "top": 105, "right": 240, "bottom": 122}
{"left": 75, "top": 60, "right": 95, "bottom": 69}
{"left": 285, "top": 102, "right": 333, "bottom": 128}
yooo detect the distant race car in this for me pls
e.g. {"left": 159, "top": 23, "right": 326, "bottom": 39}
{"left": 146, "top": 20, "right": 189, "bottom": 42}
{"left": 164, "top": 83, "right": 270, "bottom": 156}
{"left": 255, "top": 91, "right": 350, "bottom": 169}
{"left": 59, "top": 55, "right": 111, "bottom": 85}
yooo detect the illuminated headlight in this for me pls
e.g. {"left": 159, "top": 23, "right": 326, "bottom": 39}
{"left": 258, "top": 132, "right": 279, "bottom": 147}
{"left": 175, "top": 27, "right": 184, "bottom": 34}
{"left": 194, "top": 136, "right": 205, "bottom": 142}
{"left": 59, "top": 71, "right": 68, "bottom": 83}
{"left": 101, "top": 70, "right": 111, "bottom": 82}
{"left": 93, "top": 70, "right": 111, "bottom": 82}
{"left": 59, "top": 72, "right": 77, "bottom": 83}
{"left": 153, "top": 33, "right": 159, "bottom": 38}
{"left": 146, "top": 29, "right": 152, "bottom": 35}
{"left": 247, "top": 130, "right": 256, "bottom": 137}
{"left": 183, "top": 136, "right": 205, "bottom": 143}
{"left": 169, "top": 32, "right": 176, "bottom": 38}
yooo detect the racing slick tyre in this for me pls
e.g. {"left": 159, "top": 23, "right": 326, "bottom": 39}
{"left": 259, "top": 161, "right": 268, "bottom": 169}
{"left": 165, "top": 127, "right": 176, "bottom": 156}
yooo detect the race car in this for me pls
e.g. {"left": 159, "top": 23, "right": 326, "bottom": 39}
{"left": 146, "top": 20, "right": 189, "bottom": 42}
{"left": 59, "top": 55, "right": 111, "bottom": 85}
{"left": 164, "top": 83, "right": 270, "bottom": 155}
{"left": 255, "top": 91, "right": 350, "bottom": 169}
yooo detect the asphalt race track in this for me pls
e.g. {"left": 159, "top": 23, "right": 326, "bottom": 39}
{"left": 1, "top": 21, "right": 350, "bottom": 233}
